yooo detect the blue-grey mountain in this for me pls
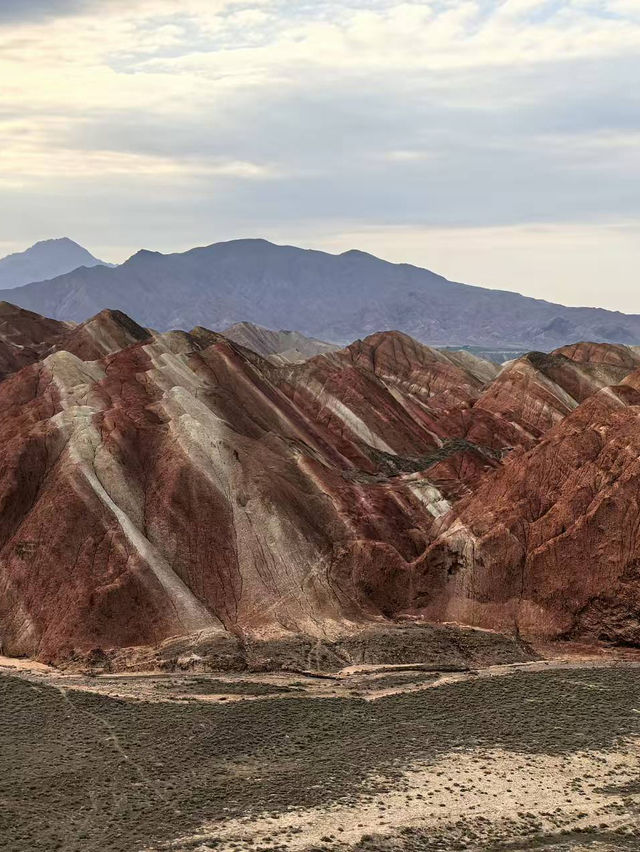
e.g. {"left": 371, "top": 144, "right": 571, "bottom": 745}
{"left": 2, "top": 238, "right": 639, "bottom": 349}
{"left": 0, "top": 237, "right": 111, "bottom": 290}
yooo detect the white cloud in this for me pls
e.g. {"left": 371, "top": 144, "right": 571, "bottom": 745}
{"left": 1, "top": 0, "right": 639, "bottom": 308}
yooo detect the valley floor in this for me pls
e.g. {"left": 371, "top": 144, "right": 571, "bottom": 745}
{"left": 2, "top": 657, "right": 639, "bottom": 852}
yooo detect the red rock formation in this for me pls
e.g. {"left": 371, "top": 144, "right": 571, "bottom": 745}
{"left": 422, "top": 372, "right": 640, "bottom": 644}
{"left": 554, "top": 340, "right": 640, "bottom": 371}
{"left": 272, "top": 331, "right": 505, "bottom": 493}
{"left": 0, "top": 301, "right": 70, "bottom": 380}
{"left": 54, "top": 308, "right": 151, "bottom": 360}
{"left": 0, "top": 313, "right": 639, "bottom": 662}
{"left": 0, "top": 302, "right": 148, "bottom": 381}
{"left": 221, "top": 321, "right": 340, "bottom": 363}
{"left": 470, "top": 350, "right": 633, "bottom": 445}
{"left": 0, "top": 326, "right": 459, "bottom": 662}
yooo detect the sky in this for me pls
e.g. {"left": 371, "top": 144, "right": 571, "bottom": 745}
{"left": 1, "top": 0, "right": 639, "bottom": 310}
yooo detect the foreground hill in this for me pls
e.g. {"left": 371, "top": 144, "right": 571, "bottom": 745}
{"left": 425, "top": 369, "right": 640, "bottom": 645}
{"left": 0, "top": 238, "right": 111, "bottom": 290}
{"left": 0, "top": 312, "right": 498, "bottom": 662}
{"left": 0, "top": 301, "right": 72, "bottom": 381}
{"left": 1, "top": 302, "right": 640, "bottom": 664}
{"left": 3, "top": 239, "right": 640, "bottom": 349}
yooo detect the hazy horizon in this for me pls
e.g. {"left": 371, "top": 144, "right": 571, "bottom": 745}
{"left": 4, "top": 232, "right": 640, "bottom": 317}
{"left": 1, "top": 1, "right": 639, "bottom": 312}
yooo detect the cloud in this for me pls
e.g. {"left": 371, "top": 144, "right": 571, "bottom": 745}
{"left": 0, "top": 1, "right": 93, "bottom": 23}
{"left": 0, "top": 0, "right": 639, "bottom": 308}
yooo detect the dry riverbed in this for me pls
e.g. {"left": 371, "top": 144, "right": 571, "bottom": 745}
{"left": 1, "top": 656, "right": 639, "bottom": 851}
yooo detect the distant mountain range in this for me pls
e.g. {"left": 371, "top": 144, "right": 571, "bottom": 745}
{"left": 2, "top": 237, "right": 640, "bottom": 349}
{"left": 0, "top": 237, "right": 111, "bottom": 290}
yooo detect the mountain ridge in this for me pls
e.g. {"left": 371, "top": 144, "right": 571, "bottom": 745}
{"left": 1, "top": 301, "right": 640, "bottom": 662}
{"left": 2, "top": 238, "right": 640, "bottom": 350}
{"left": 221, "top": 320, "right": 340, "bottom": 362}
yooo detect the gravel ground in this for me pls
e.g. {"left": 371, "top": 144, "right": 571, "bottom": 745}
{"left": 1, "top": 664, "right": 639, "bottom": 851}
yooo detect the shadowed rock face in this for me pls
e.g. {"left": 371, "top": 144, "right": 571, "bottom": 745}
{"left": 0, "top": 305, "right": 639, "bottom": 661}
{"left": 469, "top": 349, "right": 637, "bottom": 448}
{"left": 0, "top": 301, "right": 72, "bottom": 380}
{"left": 0, "top": 303, "right": 150, "bottom": 382}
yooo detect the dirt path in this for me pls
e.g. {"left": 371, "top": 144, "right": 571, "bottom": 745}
{"left": 3, "top": 653, "right": 639, "bottom": 705}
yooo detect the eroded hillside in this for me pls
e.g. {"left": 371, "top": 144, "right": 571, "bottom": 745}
{"left": 0, "top": 302, "right": 639, "bottom": 665}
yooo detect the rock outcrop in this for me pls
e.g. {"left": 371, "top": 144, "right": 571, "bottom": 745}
{"left": 0, "top": 301, "right": 71, "bottom": 381}
{"left": 0, "top": 316, "right": 471, "bottom": 661}
{"left": 0, "top": 304, "right": 148, "bottom": 382}
{"left": 423, "top": 371, "right": 640, "bottom": 644}
{"left": 0, "top": 306, "right": 638, "bottom": 662}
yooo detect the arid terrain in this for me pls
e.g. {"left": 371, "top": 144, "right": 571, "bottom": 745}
{"left": 3, "top": 301, "right": 640, "bottom": 666}
{"left": 5, "top": 0, "right": 640, "bottom": 844}
{"left": 2, "top": 298, "right": 640, "bottom": 852}
{"left": 2, "top": 653, "right": 639, "bottom": 852}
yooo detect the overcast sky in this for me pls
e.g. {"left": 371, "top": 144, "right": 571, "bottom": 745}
{"left": 1, "top": 0, "right": 639, "bottom": 310}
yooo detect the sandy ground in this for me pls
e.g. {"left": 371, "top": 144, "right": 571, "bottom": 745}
{"left": 0, "top": 653, "right": 53, "bottom": 672}
{"left": 2, "top": 652, "right": 639, "bottom": 852}
{"left": 159, "top": 746, "right": 640, "bottom": 851}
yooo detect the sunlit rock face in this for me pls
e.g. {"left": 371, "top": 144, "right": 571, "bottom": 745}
{"left": 423, "top": 359, "right": 640, "bottom": 645}
{"left": 0, "top": 305, "right": 638, "bottom": 662}
{"left": 0, "top": 315, "right": 486, "bottom": 661}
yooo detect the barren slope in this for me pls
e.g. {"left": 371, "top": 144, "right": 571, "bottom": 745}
{"left": 222, "top": 321, "right": 340, "bottom": 362}
{"left": 2, "top": 317, "right": 484, "bottom": 661}
{"left": 1, "top": 303, "right": 639, "bottom": 662}
{"left": 0, "top": 300, "right": 71, "bottom": 380}
{"left": 423, "top": 366, "right": 640, "bottom": 643}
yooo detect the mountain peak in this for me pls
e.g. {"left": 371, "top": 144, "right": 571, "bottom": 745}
{"left": 123, "top": 248, "right": 164, "bottom": 265}
{"left": 0, "top": 238, "right": 112, "bottom": 290}
{"left": 340, "top": 248, "right": 375, "bottom": 259}
{"left": 32, "top": 236, "right": 81, "bottom": 248}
